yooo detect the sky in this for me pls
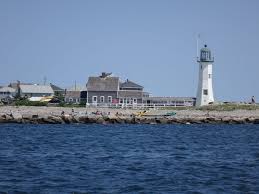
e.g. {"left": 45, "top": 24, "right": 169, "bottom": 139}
{"left": 1, "top": 0, "right": 259, "bottom": 101}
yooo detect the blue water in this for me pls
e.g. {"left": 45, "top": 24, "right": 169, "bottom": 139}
{"left": 0, "top": 124, "right": 259, "bottom": 194}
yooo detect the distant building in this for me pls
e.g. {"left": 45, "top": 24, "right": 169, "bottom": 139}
{"left": 64, "top": 86, "right": 87, "bottom": 104}
{"left": 19, "top": 84, "right": 54, "bottom": 98}
{"left": 86, "top": 72, "right": 147, "bottom": 107}
{"left": 9, "top": 81, "right": 33, "bottom": 97}
{"left": 87, "top": 72, "right": 119, "bottom": 105}
{"left": 50, "top": 83, "right": 65, "bottom": 96}
{"left": 143, "top": 97, "right": 196, "bottom": 107}
{"left": 118, "top": 79, "right": 145, "bottom": 106}
{"left": 9, "top": 82, "right": 32, "bottom": 91}
{"left": 0, "top": 86, "right": 16, "bottom": 99}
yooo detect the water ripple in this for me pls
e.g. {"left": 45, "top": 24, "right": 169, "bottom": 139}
{"left": 0, "top": 124, "right": 259, "bottom": 193}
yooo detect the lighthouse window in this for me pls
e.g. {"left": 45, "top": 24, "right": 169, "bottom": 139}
{"left": 203, "top": 89, "right": 208, "bottom": 95}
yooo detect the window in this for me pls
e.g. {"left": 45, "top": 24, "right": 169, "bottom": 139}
{"left": 119, "top": 98, "right": 123, "bottom": 104}
{"left": 203, "top": 89, "right": 208, "bottom": 95}
{"left": 133, "top": 98, "right": 137, "bottom": 104}
{"left": 209, "top": 74, "right": 212, "bottom": 78}
{"left": 92, "top": 96, "right": 97, "bottom": 103}
{"left": 108, "top": 96, "right": 112, "bottom": 103}
{"left": 100, "top": 96, "right": 105, "bottom": 103}
{"left": 69, "top": 98, "right": 73, "bottom": 102}
{"left": 100, "top": 96, "right": 104, "bottom": 103}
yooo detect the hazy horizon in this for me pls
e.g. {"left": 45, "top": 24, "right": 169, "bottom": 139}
{"left": 1, "top": 0, "right": 259, "bottom": 102}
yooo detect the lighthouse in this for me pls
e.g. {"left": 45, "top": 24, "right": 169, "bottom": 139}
{"left": 196, "top": 44, "right": 214, "bottom": 106}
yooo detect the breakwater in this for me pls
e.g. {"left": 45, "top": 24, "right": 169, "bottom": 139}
{"left": 1, "top": 106, "right": 259, "bottom": 124}
{"left": 1, "top": 113, "right": 259, "bottom": 124}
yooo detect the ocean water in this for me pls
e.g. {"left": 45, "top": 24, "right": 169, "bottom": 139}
{"left": 0, "top": 124, "right": 259, "bottom": 194}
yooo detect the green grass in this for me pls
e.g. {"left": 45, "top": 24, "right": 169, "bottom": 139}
{"left": 155, "top": 103, "right": 259, "bottom": 111}
{"left": 197, "top": 104, "right": 259, "bottom": 111}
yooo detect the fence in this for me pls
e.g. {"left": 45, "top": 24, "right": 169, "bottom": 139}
{"left": 86, "top": 103, "right": 194, "bottom": 109}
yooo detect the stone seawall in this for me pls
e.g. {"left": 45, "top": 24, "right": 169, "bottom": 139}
{"left": 1, "top": 113, "right": 259, "bottom": 124}
{"left": 1, "top": 106, "right": 259, "bottom": 125}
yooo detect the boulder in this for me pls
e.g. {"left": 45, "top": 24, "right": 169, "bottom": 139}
{"left": 232, "top": 117, "right": 246, "bottom": 124}
{"left": 254, "top": 119, "right": 259, "bottom": 124}
{"left": 22, "top": 114, "right": 33, "bottom": 119}
{"left": 96, "top": 117, "right": 106, "bottom": 124}
{"left": 61, "top": 116, "right": 72, "bottom": 124}
{"left": 155, "top": 118, "right": 168, "bottom": 124}
{"left": 12, "top": 113, "right": 22, "bottom": 120}
{"left": 49, "top": 116, "right": 64, "bottom": 124}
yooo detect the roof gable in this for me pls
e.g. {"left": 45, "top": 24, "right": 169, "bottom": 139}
{"left": 87, "top": 77, "right": 119, "bottom": 91}
{"left": 120, "top": 80, "right": 143, "bottom": 89}
{"left": 50, "top": 83, "right": 64, "bottom": 91}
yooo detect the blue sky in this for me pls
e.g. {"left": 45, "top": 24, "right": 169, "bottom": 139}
{"left": 1, "top": 0, "right": 259, "bottom": 101}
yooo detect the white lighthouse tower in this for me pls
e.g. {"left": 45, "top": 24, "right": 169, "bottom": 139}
{"left": 196, "top": 44, "right": 214, "bottom": 106}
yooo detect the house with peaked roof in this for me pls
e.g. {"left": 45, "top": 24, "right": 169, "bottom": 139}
{"left": 50, "top": 83, "right": 65, "bottom": 96}
{"left": 86, "top": 72, "right": 148, "bottom": 107}
{"left": 86, "top": 72, "right": 119, "bottom": 105}
{"left": 0, "top": 86, "right": 16, "bottom": 99}
{"left": 64, "top": 85, "right": 87, "bottom": 104}
{"left": 118, "top": 79, "right": 145, "bottom": 105}
{"left": 19, "top": 84, "right": 54, "bottom": 98}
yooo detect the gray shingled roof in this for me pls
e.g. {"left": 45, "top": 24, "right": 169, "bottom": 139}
{"left": 20, "top": 85, "right": 54, "bottom": 94}
{"left": 0, "top": 87, "right": 16, "bottom": 93}
{"left": 87, "top": 77, "right": 119, "bottom": 91}
{"left": 50, "top": 83, "right": 64, "bottom": 91}
{"left": 120, "top": 80, "right": 143, "bottom": 89}
{"left": 118, "top": 90, "right": 143, "bottom": 98}
{"left": 9, "top": 82, "right": 32, "bottom": 90}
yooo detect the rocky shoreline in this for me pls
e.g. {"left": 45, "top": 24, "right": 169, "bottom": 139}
{"left": 0, "top": 106, "right": 259, "bottom": 124}
{"left": 1, "top": 114, "right": 259, "bottom": 124}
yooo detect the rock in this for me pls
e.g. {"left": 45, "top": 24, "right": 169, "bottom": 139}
{"left": 190, "top": 118, "right": 203, "bottom": 124}
{"left": 0, "top": 115, "right": 8, "bottom": 123}
{"left": 114, "top": 117, "right": 125, "bottom": 124}
{"left": 77, "top": 116, "right": 89, "bottom": 123}
{"left": 232, "top": 117, "right": 246, "bottom": 124}
{"left": 61, "top": 116, "right": 72, "bottom": 124}
{"left": 70, "top": 116, "right": 79, "bottom": 123}
{"left": 41, "top": 117, "right": 58, "bottom": 124}
{"left": 49, "top": 116, "right": 64, "bottom": 124}
{"left": 4, "top": 114, "right": 14, "bottom": 121}
{"left": 254, "top": 119, "right": 259, "bottom": 124}
{"left": 9, "top": 113, "right": 22, "bottom": 123}
{"left": 22, "top": 114, "right": 33, "bottom": 119}
{"left": 155, "top": 118, "right": 168, "bottom": 124}
{"left": 124, "top": 117, "right": 135, "bottom": 124}
{"left": 96, "top": 117, "right": 106, "bottom": 124}
{"left": 32, "top": 114, "right": 38, "bottom": 119}
{"left": 12, "top": 113, "right": 22, "bottom": 120}
{"left": 222, "top": 117, "right": 232, "bottom": 124}
{"left": 248, "top": 117, "right": 255, "bottom": 123}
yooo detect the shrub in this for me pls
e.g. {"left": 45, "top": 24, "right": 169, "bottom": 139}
{"left": 15, "top": 99, "right": 48, "bottom": 106}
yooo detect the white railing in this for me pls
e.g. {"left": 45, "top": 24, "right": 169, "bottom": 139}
{"left": 86, "top": 103, "right": 194, "bottom": 109}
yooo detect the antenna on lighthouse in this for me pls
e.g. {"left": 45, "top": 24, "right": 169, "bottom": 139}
{"left": 196, "top": 33, "right": 200, "bottom": 61}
